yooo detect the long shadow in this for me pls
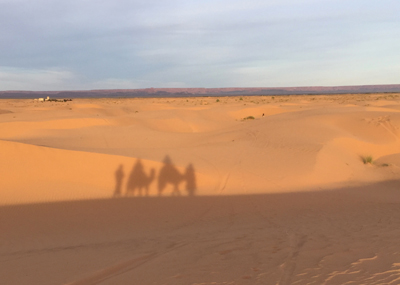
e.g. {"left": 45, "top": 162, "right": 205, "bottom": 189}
{"left": 3, "top": 179, "right": 400, "bottom": 222}
{"left": 185, "top": 163, "right": 196, "bottom": 196}
{"left": 158, "top": 155, "right": 185, "bottom": 196}
{"left": 114, "top": 155, "right": 197, "bottom": 198}
{"left": 125, "top": 159, "right": 155, "bottom": 197}
{"left": 113, "top": 164, "right": 125, "bottom": 197}
{"left": 2, "top": 180, "right": 400, "bottom": 285}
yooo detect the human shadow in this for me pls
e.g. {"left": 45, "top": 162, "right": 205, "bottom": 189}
{"left": 126, "top": 159, "right": 155, "bottom": 197}
{"left": 185, "top": 163, "right": 196, "bottom": 196}
{"left": 113, "top": 164, "right": 125, "bottom": 197}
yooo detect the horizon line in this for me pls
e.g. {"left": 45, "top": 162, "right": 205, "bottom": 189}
{"left": 2, "top": 83, "right": 400, "bottom": 93}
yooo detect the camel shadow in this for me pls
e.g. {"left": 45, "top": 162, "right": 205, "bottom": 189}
{"left": 126, "top": 159, "right": 155, "bottom": 197}
{"left": 112, "top": 156, "right": 197, "bottom": 198}
{"left": 158, "top": 156, "right": 182, "bottom": 196}
{"left": 158, "top": 156, "right": 197, "bottom": 196}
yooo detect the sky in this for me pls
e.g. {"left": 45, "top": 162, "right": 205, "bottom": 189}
{"left": 0, "top": 0, "right": 399, "bottom": 91}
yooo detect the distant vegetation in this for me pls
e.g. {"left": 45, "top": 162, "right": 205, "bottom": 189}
{"left": 361, "top": 155, "right": 373, "bottom": 164}
{"left": 242, "top": 116, "right": 255, "bottom": 121}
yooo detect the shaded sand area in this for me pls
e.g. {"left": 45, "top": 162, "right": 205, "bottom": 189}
{"left": 1, "top": 94, "right": 400, "bottom": 284}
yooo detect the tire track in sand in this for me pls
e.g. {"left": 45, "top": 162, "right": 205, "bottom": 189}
{"left": 64, "top": 242, "right": 188, "bottom": 285}
{"left": 277, "top": 233, "right": 307, "bottom": 285}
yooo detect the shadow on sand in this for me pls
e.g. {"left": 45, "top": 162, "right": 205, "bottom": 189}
{"left": 2, "top": 180, "right": 400, "bottom": 285}
{"left": 113, "top": 155, "right": 197, "bottom": 198}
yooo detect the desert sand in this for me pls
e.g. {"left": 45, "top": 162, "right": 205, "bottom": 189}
{"left": 1, "top": 94, "right": 400, "bottom": 284}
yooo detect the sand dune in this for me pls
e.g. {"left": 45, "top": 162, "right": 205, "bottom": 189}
{"left": 0, "top": 140, "right": 215, "bottom": 205}
{"left": 1, "top": 94, "right": 400, "bottom": 284}
{"left": 0, "top": 118, "right": 111, "bottom": 139}
{"left": 1, "top": 94, "right": 400, "bottom": 199}
{"left": 228, "top": 105, "right": 290, "bottom": 120}
{"left": 0, "top": 109, "right": 13, "bottom": 115}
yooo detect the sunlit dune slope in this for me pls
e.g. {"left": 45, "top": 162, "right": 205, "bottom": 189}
{"left": 1, "top": 94, "right": 400, "bottom": 205}
{"left": 0, "top": 140, "right": 215, "bottom": 205}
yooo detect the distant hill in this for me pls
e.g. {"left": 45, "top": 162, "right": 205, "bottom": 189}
{"left": 1, "top": 84, "right": 400, "bottom": 99}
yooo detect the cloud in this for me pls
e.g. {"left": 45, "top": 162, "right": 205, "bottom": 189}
{"left": 89, "top": 78, "right": 143, "bottom": 90}
{"left": 0, "top": 68, "right": 76, "bottom": 91}
{"left": 0, "top": 67, "right": 150, "bottom": 90}
{"left": 0, "top": 0, "right": 399, "bottom": 89}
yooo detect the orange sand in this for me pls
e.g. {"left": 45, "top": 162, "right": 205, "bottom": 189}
{"left": 1, "top": 94, "right": 400, "bottom": 284}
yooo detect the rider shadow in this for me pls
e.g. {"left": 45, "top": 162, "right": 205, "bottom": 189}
{"left": 112, "top": 156, "right": 197, "bottom": 198}
{"left": 158, "top": 155, "right": 197, "bottom": 197}
{"left": 126, "top": 159, "right": 155, "bottom": 197}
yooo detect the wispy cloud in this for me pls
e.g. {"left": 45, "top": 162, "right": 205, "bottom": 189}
{"left": 0, "top": 67, "right": 76, "bottom": 90}
{"left": 0, "top": 0, "right": 399, "bottom": 90}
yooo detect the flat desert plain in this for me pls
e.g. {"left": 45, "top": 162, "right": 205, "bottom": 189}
{"left": 1, "top": 94, "right": 400, "bottom": 284}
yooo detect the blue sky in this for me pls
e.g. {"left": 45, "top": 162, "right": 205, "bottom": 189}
{"left": 1, "top": 0, "right": 399, "bottom": 90}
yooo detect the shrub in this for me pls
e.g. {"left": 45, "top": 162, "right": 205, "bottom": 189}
{"left": 362, "top": 155, "right": 373, "bottom": 164}
{"left": 242, "top": 116, "right": 255, "bottom": 120}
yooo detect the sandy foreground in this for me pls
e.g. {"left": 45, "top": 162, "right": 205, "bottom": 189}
{"left": 1, "top": 94, "right": 400, "bottom": 284}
